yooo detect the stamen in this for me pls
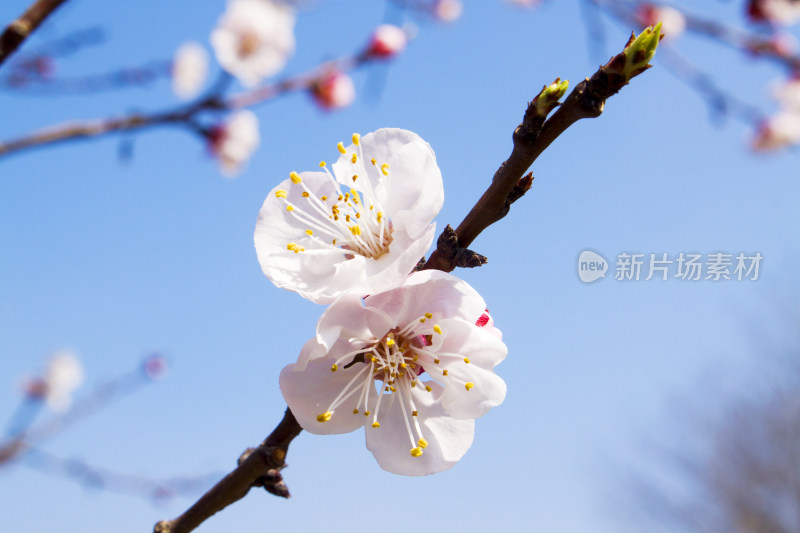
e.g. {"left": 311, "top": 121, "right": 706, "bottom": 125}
{"left": 352, "top": 133, "right": 360, "bottom": 145}
{"left": 465, "top": 382, "right": 475, "bottom": 391}
{"left": 316, "top": 411, "right": 332, "bottom": 422}
{"left": 410, "top": 447, "right": 423, "bottom": 457}
{"left": 337, "top": 142, "right": 346, "bottom": 154}
{"left": 275, "top": 190, "right": 287, "bottom": 198}
{"left": 290, "top": 171, "right": 301, "bottom": 184}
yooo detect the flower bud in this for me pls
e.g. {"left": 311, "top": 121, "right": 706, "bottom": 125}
{"left": 366, "top": 24, "right": 407, "bottom": 58}
{"left": 310, "top": 70, "right": 356, "bottom": 110}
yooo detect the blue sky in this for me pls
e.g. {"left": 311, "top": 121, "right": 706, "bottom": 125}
{"left": 0, "top": 1, "right": 798, "bottom": 532}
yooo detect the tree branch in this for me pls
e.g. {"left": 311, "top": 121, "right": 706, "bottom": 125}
{"left": 0, "top": 53, "right": 373, "bottom": 159}
{"left": 423, "top": 54, "right": 640, "bottom": 272}
{"left": 154, "top": 408, "right": 302, "bottom": 533}
{"left": 0, "top": 0, "right": 70, "bottom": 68}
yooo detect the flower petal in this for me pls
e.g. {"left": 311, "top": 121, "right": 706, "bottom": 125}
{"left": 365, "top": 270, "right": 487, "bottom": 327}
{"left": 280, "top": 357, "right": 372, "bottom": 435}
{"left": 365, "top": 381, "right": 474, "bottom": 476}
{"left": 425, "top": 318, "right": 507, "bottom": 419}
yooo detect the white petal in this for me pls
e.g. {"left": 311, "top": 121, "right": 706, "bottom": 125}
{"left": 365, "top": 270, "right": 487, "bottom": 327}
{"left": 426, "top": 318, "right": 507, "bottom": 419}
{"left": 280, "top": 357, "right": 372, "bottom": 435}
{"left": 365, "top": 382, "right": 474, "bottom": 476}
{"left": 316, "top": 294, "right": 394, "bottom": 351}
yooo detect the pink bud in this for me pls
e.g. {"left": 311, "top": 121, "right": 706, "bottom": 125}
{"left": 367, "top": 24, "right": 407, "bottom": 58}
{"left": 433, "top": 0, "right": 463, "bottom": 23}
{"left": 311, "top": 70, "right": 355, "bottom": 110}
{"left": 143, "top": 353, "right": 169, "bottom": 380}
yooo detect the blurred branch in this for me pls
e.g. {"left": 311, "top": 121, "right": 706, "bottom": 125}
{"left": 1, "top": 60, "right": 171, "bottom": 94}
{"left": 0, "top": 0, "right": 70, "bottom": 68}
{"left": 23, "top": 447, "right": 221, "bottom": 503}
{"left": 154, "top": 408, "right": 302, "bottom": 533}
{"left": 0, "top": 51, "right": 379, "bottom": 159}
{"left": 0, "top": 354, "right": 166, "bottom": 467}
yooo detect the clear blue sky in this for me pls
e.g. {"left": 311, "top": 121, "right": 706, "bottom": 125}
{"left": 0, "top": 1, "right": 798, "bottom": 532}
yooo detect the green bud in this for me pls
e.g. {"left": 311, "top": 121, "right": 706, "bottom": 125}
{"left": 533, "top": 77, "right": 570, "bottom": 117}
{"left": 606, "top": 22, "right": 663, "bottom": 82}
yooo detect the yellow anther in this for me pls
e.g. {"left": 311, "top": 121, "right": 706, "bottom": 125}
{"left": 337, "top": 142, "right": 346, "bottom": 154}
{"left": 364, "top": 410, "right": 371, "bottom": 416}
{"left": 411, "top": 381, "right": 417, "bottom": 388}
{"left": 350, "top": 225, "right": 361, "bottom": 236}
{"left": 384, "top": 386, "right": 390, "bottom": 392}
{"left": 424, "top": 313, "right": 433, "bottom": 319}
{"left": 412, "top": 355, "right": 418, "bottom": 362}
{"left": 370, "top": 356, "right": 376, "bottom": 362}
{"left": 370, "top": 158, "right": 376, "bottom": 165}
{"left": 353, "top": 408, "right": 359, "bottom": 414}
{"left": 275, "top": 190, "right": 287, "bottom": 198}
{"left": 331, "top": 364, "right": 338, "bottom": 372}
{"left": 372, "top": 421, "right": 380, "bottom": 428}
{"left": 443, "top": 370, "right": 448, "bottom": 376}
{"left": 332, "top": 239, "right": 337, "bottom": 245}
{"left": 301, "top": 192, "right": 309, "bottom": 198}
{"left": 425, "top": 385, "right": 432, "bottom": 392}
{"left": 352, "top": 133, "right": 360, "bottom": 145}
{"left": 286, "top": 205, "right": 295, "bottom": 212}
{"left": 321, "top": 195, "right": 327, "bottom": 201}
{"left": 464, "top": 358, "right": 471, "bottom": 364}
{"left": 350, "top": 190, "right": 359, "bottom": 203}
{"left": 377, "top": 212, "right": 383, "bottom": 223}
{"left": 386, "top": 338, "right": 395, "bottom": 346}
{"left": 338, "top": 194, "right": 343, "bottom": 201}
{"left": 399, "top": 362, "right": 406, "bottom": 368}
{"left": 346, "top": 214, "right": 351, "bottom": 222}
{"left": 290, "top": 171, "right": 301, "bottom": 184}
{"left": 434, "top": 358, "right": 440, "bottom": 364}
{"left": 433, "top": 324, "right": 442, "bottom": 334}
{"left": 356, "top": 212, "right": 361, "bottom": 218}
{"left": 381, "top": 163, "right": 390, "bottom": 175}
{"left": 369, "top": 205, "right": 374, "bottom": 210}
{"left": 465, "top": 382, "right": 475, "bottom": 391}
{"left": 410, "top": 447, "right": 423, "bottom": 457}
{"left": 419, "top": 318, "right": 426, "bottom": 323}
{"left": 412, "top": 410, "right": 418, "bottom": 417}
{"left": 351, "top": 153, "right": 358, "bottom": 164}
{"left": 316, "top": 411, "right": 332, "bottom": 422}
{"left": 319, "top": 161, "right": 326, "bottom": 167}
{"left": 305, "top": 229, "right": 313, "bottom": 236}
{"left": 352, "top": 174, "right": 358, "bottom": 182}
{"left": 417, "top": 438, "right": 428, "bottom": 448}
{"left": 390, "top": 386, "right": 397, "bottom": 392}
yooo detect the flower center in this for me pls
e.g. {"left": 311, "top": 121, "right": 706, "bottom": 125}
{"left": 275, "top": 134, "right": 395, "bottom": 261}
{"left": 315, "top": 312, "right": 476, "bottom": 458}
{"left": 238, "top": 31, "right": 262, "bottom": 58}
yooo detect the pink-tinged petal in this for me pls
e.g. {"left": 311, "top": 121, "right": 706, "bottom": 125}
{"left": 280, "top": 357, "right": 372, "bottom": 435}
{"left": 365, "top": 270, "right": 487, "bottom": 328}
{"left": 365, "top": 382, "right": 474, "bottom": 476}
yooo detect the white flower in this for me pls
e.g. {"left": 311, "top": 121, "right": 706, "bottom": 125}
{"left": 751, "top": 111, "right": 800, "bottom": 151}
{"left": 748, "top": 0, "right": 800, "bottom": 25}
{"left": 310, "top": 70, "right": 356, "bottom": 110}
{"left": 366, "top": 24, "right": 408, "bottom": 58}
{"left": 172, "top": 42, "right": 209, "bottom": 99}
{"left": 254, "top": 128, "right": 444, "bottom": 304}
{"left": 211, "top": 0, "right": 295, "bottom": 87}
{"left": 433, "top": 0, "right": 463, "bottom": 22}
{"left": 27, "top": 351, "right": 84, "bottom": 412}
{"left": 637, "top": 4, "right": 686, "bottom": 40}
{"left": 280, "top": 270, "right": 507, "bottom": 476}
{"left": 773, "top": 77, "right": 800, "bottom": 110}
{"left": 210, "top": 110, "right": 260, "bottom": 176}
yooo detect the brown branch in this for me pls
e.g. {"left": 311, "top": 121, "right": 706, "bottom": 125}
{"left": 154, "top": 408, "right": 302, "bottom": 533}
{"left": 423, "top": 59, "right": 637, "bottom": 272}
{"left": 0, "top": 0, "right": 70, "bottom": 68}
{"left": 0, "top": 53, "right": 373, "bottom": 159}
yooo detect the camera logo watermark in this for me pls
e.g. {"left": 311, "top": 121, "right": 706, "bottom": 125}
{"left": 577, "top": 250, "right": 763, "bottom": 283}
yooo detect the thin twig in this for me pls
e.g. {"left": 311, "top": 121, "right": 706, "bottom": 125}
{"left": 0, "top": 52, "right": 374, "bottom": 159}
{"left": 154, "top": 408, "right": 302, "bottom": 533}
{"left": 423, "top": 51, "right": 642, "bottom": 272}
{"left": 0, "top": 0, "right": 70, "bottom": 68}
